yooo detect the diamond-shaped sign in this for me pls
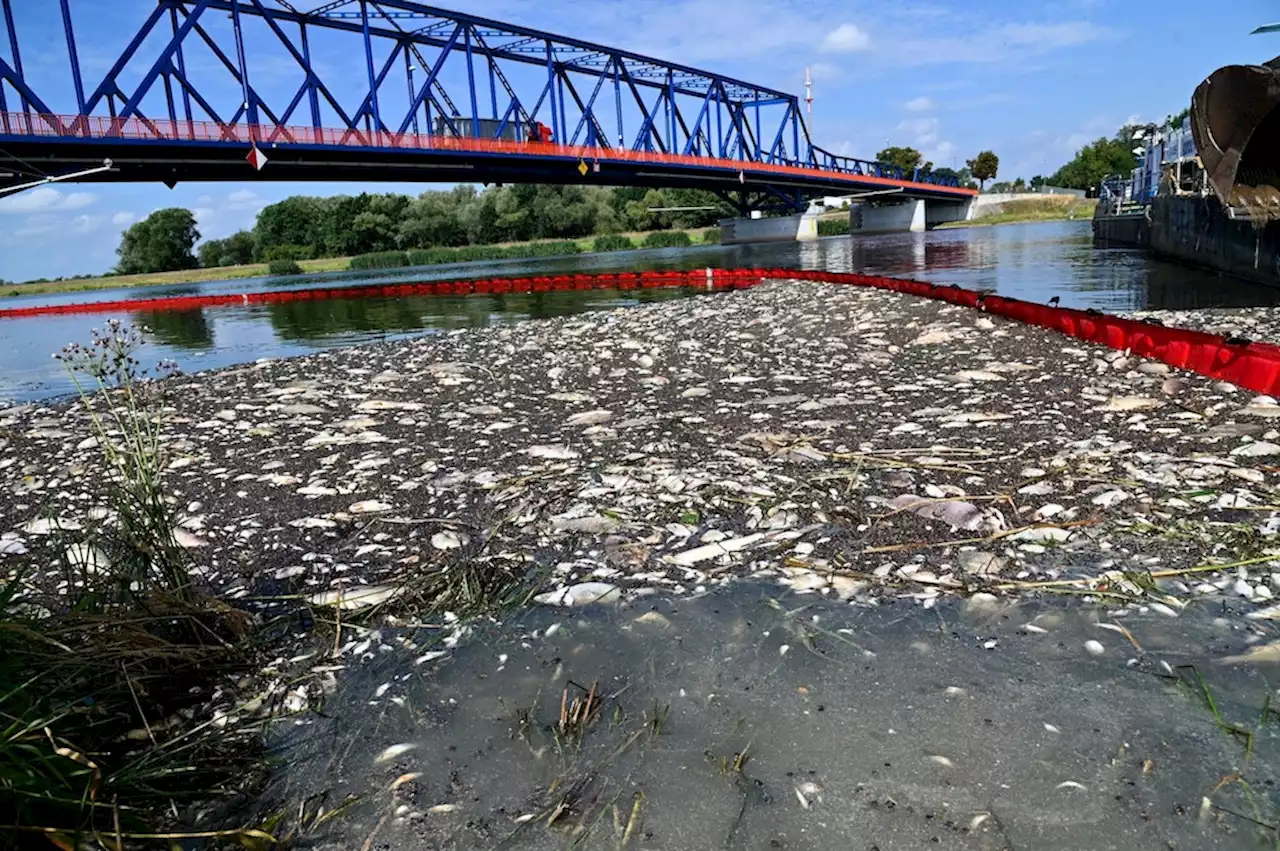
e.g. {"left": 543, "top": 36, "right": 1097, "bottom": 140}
{"left": 247, "top": 146, "right": 269, "bottom": 171}
{"left": 577, "top": 159, "right": 588, "bottom": 176}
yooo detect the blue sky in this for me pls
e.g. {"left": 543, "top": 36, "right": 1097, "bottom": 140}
{"left": 0, "top": 0, "right": 1276, "bottom": 282}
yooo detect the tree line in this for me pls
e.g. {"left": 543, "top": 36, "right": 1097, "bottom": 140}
{"left": 873, "top": 146, "right": 999, "bottom": 190}
{"left": 117, "top": 185, "right": 733, "bottom": 275}
{"left": 112, "top": 149, "right": 1012, "bottom": 277}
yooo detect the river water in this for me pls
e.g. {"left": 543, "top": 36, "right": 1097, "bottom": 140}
{"left": 4, "top": 221, "right": 1279, "bottom": 403}
{"left": 262, "top": 584, "right": 1280, "bottom": 850}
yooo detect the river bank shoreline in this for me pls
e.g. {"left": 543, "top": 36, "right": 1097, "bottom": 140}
{"left": 4, "top": 226, "right": 718, "bottom": 298}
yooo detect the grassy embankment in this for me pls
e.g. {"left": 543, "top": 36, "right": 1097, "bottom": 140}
{"left": 5, "top": 226, "right": 719, "bottom": 298}
{"left": 814, "top": 196, "right": 1097, "bottom": 236}
{"left": 936, "top": 196, "right": 1097, "bottom": 229}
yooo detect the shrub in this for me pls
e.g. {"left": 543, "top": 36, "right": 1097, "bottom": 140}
{"left": 642, "top": 230, "right": 693, "bottom": 248}
{"left": 349, "top": 250, "right": 410, "bottom": 270}
{"left": 407, "top": 248, "right": 458, "bottom": 266}
{"left": 520, "top": 240, "right": 582, "bottom": 257}
{"left": 593, "top": 234, "right": 635, "bottom": 252}
{"left": 702, "top": 227, "right": 722, "bottom": 244}
{"left": 818, "top": 217, "right": 851, "bottom": 236}
{"left": 4, "top": 323, "right": 262, "bottom": 840}
{"left": 267, "top": 259, "right": 303, "bottom": 276}
{"left": 262, "top": 244, "right": 314, "bottom": 262}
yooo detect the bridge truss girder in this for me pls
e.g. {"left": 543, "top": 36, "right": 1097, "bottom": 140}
{"left": 0, "top": 0, "right": 810, "bottom": 166}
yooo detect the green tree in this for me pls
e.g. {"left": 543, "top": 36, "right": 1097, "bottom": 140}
{"left": 1029, "top": 175, "right": 1046, "bottom": 190}
{"left": 1046, "top": 128, "right": 1138, "bottom": 191}
{"left": 197, "top": 238, "right": 225, "bottom": 269}
{"left": 397, "top": 187, "right": 472, "bottom": 248}
{"left": 967, "top": 151, "right": 999, "bottom": 190}
{"left": 876, "top": 146, "right": 930, "bottom": 174}
{"left": 254, "top": 196, "right": 326, "bottom": 259}
{"left": 198, "top": 230, "right": 255, "bottom": 268}
{"left": 116, "top": 208, "right": 199, "bottom": 274}
{"left": 663, "top": 188, "right": 734, "bottom": 228}
{"left": 317, "top": 194, "right": 372, "bottom": 256}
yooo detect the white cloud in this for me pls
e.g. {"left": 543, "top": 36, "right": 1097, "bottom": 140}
{"left": 897, "top": 117, "right": 941, "bottom": 147}
{"left": 999, "top": 21, "right": 1111, "bottom": 50}
{"left": 0, "top": 186, "right": 97, "bottom": 214}
{"left": 904, "top": 96, "right": 935, "bottom": 112}
{"left": 69, "top": 214, "right": 103, "bottom": 235}
{"left": 820, "top": 23, "right": 871, "bottom": 53}
{"left": 227, "top": 189, "right": 259, "bottom": 205}
{"left": 111, "top": 211, "right": 136, "bottom": 227}
{"left": 895, "top": 116, "right": 958, "bottom": 167}
{"left": 808, "top": 62, "right": 844, "bottom": 81}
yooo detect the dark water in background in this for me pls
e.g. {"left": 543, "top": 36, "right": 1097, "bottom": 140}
{"left": 3, "top": 220, "right": 1279, "bottom": 403}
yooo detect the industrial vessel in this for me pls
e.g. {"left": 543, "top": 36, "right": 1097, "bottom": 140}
{"left": 1093, "top": 55, "right": 1280, "bottom": 283}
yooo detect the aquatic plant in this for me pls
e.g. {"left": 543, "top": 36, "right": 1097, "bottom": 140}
{"left": 55, "top": 320, "right": 190, "bottom": 605}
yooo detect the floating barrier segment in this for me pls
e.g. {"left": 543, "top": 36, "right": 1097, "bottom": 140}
{"left": 5, "top": 267, "right": 1280, "bottom": 396}
{"left": 758, "top": 269, "right": 1280, "bottom": 398}
{"left": 0, "top": 270, "right": 761, "bottom": 319}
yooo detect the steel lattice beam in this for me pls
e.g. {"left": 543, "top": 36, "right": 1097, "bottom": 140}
{"left": 0, "top": 0, "right": 972, "bottom": 205}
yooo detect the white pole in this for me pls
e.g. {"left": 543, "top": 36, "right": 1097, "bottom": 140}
{"left": 0, "top": 160, "right": 115, "bottom": 199}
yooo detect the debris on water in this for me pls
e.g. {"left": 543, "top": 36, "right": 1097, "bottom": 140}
{"left": 1084, "top": 640, "right": 1105, "bottom": 656}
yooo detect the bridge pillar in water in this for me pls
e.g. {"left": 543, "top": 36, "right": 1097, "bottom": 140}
{"left": 719, "top": 212, "right": 820, "bottom": 245}
{"left": 850, "top": 198, "right": 974, "bottom": 234}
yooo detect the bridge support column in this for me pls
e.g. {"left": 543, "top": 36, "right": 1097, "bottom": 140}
{"left": 719, "top": 212, "right": 820, "bottom": 245}
{"left": 849, "top": 198, "right": 974, "bottom": 234}
{"left": 850, "top": 199, "right": 926, "bottom": 234}
{"left": 925, "top": 197, "right": 976, "bottom": 228}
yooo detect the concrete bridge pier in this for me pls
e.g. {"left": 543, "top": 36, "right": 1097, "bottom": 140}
{"left": 850, "top": 197, "right": 974, "bottom": 235}
{"left": 719, "top": 211, "right": 820, "bottom": 245}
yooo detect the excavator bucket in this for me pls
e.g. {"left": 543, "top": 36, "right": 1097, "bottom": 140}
{"left": 1190, "top": 55, "right": 1280, "bottom": 209}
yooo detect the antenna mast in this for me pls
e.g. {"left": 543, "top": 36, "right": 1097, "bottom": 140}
{"left": 804, "top": 66, "right": 814, "bottom": 137}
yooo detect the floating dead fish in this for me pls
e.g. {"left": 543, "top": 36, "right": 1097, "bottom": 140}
{"left": 389, "top": 772, "right": 421, "bottom": 790}
{"left": 525, "top": 444, "right": 579, "bottom": 460}
{"left": 566, "top": 409, "right": 613, "bottom": 426}
{"left": 308, "top": 584, "right": 403, "bottom": 611}
{"left": 430, "top": 530, "right": 467, "bottom": 550}
{"left": 375, "top": 743, "right": 417, "bottom": 764}
{"left": 1097, "top": 396, "right": 1162, "bottom": 412}
{"left": 173, "top": 528, "right": 206, "bottom": 549}
{"left": 348, "top": 500, "right": 392, "bottom": 514}
{"left": 533, "top": 582, "right": 621, "bottom": 607}
{"left": 1219, "top": 642, "right": 1280, "bottom": 665}
{"left": 669, "top": 533, "right": 765, "bottom": 566}
{"left": 22, "top": 517, "right": 83, "bottom": 535}
{"left": 357, "top": 400, "right": 424, "bottom": 412}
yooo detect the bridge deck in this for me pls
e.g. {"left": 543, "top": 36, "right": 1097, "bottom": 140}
{"left": 0, "top": 114, "right": 977, "bottom": 200}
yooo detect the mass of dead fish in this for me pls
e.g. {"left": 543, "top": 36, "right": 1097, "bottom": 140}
{"left": 3, "top": 280, "right": 1280, "bottom": 631}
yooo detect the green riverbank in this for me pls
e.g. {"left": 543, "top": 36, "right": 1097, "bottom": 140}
{"left": 4, "top": 227, "right": 717, "bottom": 298}
{"left": 935, "top": 196, "right": 1097, "bottom": 229}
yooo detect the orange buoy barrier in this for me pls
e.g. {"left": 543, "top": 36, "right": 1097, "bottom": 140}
{"left": 5, "top": 267, "right": 1280, "bottom": 396}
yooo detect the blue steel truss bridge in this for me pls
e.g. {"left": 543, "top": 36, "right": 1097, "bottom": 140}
{"left": 0, "top": 1, "right": 976, "bottom": 214}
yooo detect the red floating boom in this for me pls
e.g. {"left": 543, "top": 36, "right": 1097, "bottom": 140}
{"left": 4, "top": 268, "right": 1279, "bottom": 397}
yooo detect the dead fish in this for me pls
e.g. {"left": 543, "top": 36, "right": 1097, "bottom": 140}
{"left": 1219, "top": 642, "right": 1280, "bottom": 665}
{"left": 375, "top": 743, "right": 417, "bottom": 764}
